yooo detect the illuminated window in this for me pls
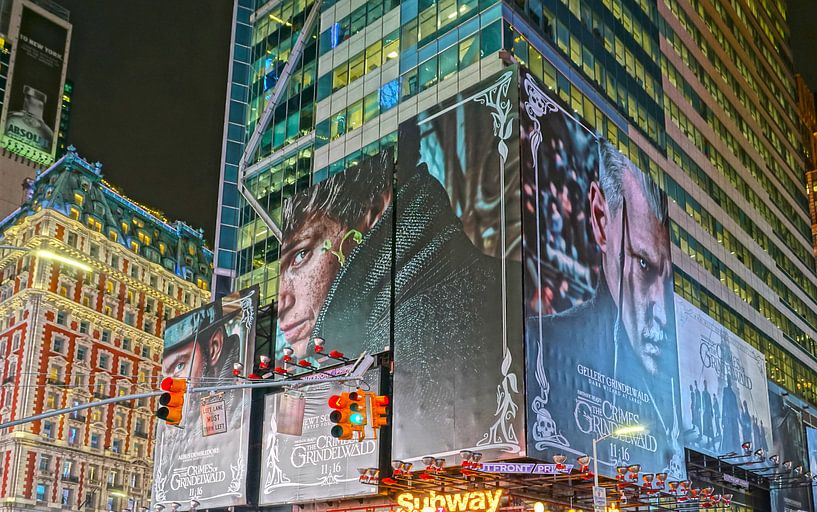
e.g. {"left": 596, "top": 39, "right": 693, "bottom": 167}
{"left": 120, "top": 222, "right": 129, "bottom": 234}
{"left": 69, "top": 208, "right": 80, "bottom": 220}
{"left": 130, "top": 241, "right": 139, "bottom": 253}
{"left": 108, "top": 230, "right": 118, "bottom": 242}
{"left": 332, "top": 64, "right": 348, "bottom": 92}
{"left": 87, "top": 217, "right": 102, "bottom": 232}
{"left": 365, "top": 40, "right": 382, "bottom": 73}
{"left": 74, "top": 193, "right": 84, "bottom": 207}
{"left": 158, "top": 242, "right": 166, "bottom": 255}
{"left": 348, "top": 100, "right": 363, "bottom": 131}
{"left": 384, "top": 30, "right": 399, "bottom": 60}
{"left": 348, "top": 52, "right": 364, "bottom": 83}
{"left": 138, "top": 232, "right": 151, "bottom": 245}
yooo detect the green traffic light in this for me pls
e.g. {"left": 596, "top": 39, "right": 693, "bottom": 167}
{"left": 350, "top": 413, "right": 364, "bottom": 425}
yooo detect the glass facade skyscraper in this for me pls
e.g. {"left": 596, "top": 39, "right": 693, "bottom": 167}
{"left": 214, "top": 0, "right": 817, "bottom": 405}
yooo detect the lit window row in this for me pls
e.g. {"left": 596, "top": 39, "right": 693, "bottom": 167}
{"left": 317, "top": 31, "right": 400, "bottom": 101}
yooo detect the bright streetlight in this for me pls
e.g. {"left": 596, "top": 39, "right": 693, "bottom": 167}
{"left": 592, "top": 425, "right": 646, "bottom": 509}
{"left": 35, "top": 249, "right": 92, "bottom": 272}
{"left": 0, "top": 245, "right": 91, "bottom": 272}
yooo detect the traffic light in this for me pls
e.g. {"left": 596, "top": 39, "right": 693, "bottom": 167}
{"left": 370, "top": 394, "right": 389, "bottom": 429}
{"left": 156, "top": 377, "right": 187, "bottom": 425}
{"left": 328, "top": 392, "right": 353, "bottom": 440}
{"left": 329, "top": 390, "right": 368, "bottom": 441}
{"left": 348, "top": 390, "right": 367, "bottom": 439}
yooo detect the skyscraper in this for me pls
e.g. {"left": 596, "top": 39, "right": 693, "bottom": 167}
{"left": 215, "top": 0, "right": 817, "bottom": 407}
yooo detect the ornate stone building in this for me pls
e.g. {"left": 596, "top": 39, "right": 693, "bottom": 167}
{"left": 0, "top": 148, "right": 212, "bottom": 511}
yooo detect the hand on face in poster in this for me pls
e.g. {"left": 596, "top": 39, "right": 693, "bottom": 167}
{"left": 276, "top": 164, "right": 393, "bottom": 360}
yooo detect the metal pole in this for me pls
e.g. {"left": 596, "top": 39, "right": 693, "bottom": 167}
{"left": 593, "top": 437, "right": 599, "bottom": 490}
{"left": 0, "top": 374, "right": 363, "bottom": 430}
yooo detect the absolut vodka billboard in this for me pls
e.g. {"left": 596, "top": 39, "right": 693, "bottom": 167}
{"left": 1, "top": 2, "right": 69, "bottom": 163}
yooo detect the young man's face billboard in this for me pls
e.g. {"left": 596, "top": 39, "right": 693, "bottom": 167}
{"left": 520, "top": 68, "right": 683, "bottom": 479}
{"left": 275, "top": 150, "right": 394, "bottom": 364}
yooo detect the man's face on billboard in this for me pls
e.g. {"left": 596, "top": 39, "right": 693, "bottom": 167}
{"left": 162, "top": 327, "right": 225, "bottom": 381}
{"left": 278, "top": 214, "right": 348, "bottom": 357}
{"left": 592, "top": 169, "right": 672, "bottom": 376}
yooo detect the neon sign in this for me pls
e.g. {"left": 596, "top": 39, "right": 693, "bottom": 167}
{"left": 396, "top": 489, "right": 503, "bottom": 512}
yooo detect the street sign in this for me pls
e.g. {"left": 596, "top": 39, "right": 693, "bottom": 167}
{"left": 592, "top": 485, "right": 606, "bottom": 511}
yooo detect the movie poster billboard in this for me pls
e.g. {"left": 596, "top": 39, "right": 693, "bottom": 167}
{"left": 674, "top": 295, "right": 772, "bottom": 457}
{"left": 152, "top": 287, "right": 258, "bottom": 511}
{"left": 276, "top": 69, "right": 526, "bottom": 465}
{"left": 806, "top": 426, "right": 817, "bottom": 512}
{"left": 520, "top": 68, "right": 684, "bottom": 479}
{"left": 258, "top": 368, "right": 381, "bottom": 505}
{"left": 391, "top": 68, "right": 525, "bottom": 462}
{"left": 274, "top": 149, "right": 393, "bottom": 366}
{"left": 1, "top": 3, "right": 69, "bottom": 161}
{"left": 769, "top": 389, "right": 810, "bottom": 512}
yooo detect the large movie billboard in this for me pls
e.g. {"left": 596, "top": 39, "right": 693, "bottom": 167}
{"left": 276, "top": 69, "right": 526, "bottom": 464}
{"left": 1, "top": 4, "right": 68, "bottom": 161}
{"left": 521, "top": 68, "right": 684, "bottom": 479}
{"left": 674, "top": 295, "right": 772, "bottom": 457}
{"left": 274, "top": 149, "right": 393, "bottom": 365}
{"left": 769, "top": 389, "right": 810, "bottom": 512}
{"left": 391, "top": 69, "right": 525, "bottom": 462}
{"left": 152, "top": 287, "right": 258, "bottom": 510}
{"left": 259, "top": 368, "right": 381, "bottom": 505}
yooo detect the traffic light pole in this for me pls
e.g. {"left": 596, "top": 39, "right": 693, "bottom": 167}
{"left": 0, "top": 374, "right": 365, "bottom": 430}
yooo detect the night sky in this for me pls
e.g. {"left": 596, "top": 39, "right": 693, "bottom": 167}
{"left": 56, "top": 1, "right": 817, "bottom": 248}
{"left": 57, "top": 0, "right": 233, "bottom": 246}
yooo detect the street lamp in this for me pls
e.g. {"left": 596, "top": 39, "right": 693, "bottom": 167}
{"left": 36, "top": 249, "right": 92, "bottom": 272}
{"left": 592, "top": 425, "right": 646, "bottom": 501}
{"left": 0, "top": 245, "right": 91, "bottom": 272}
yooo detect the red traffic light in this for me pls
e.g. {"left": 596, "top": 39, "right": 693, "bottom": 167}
{"left": 156, "top": 377, "right": 187, "bottom": 425}
{"left": 328, "top": 393, "right": 350, "bottom": 409}
{"left": 160, "top": 377, "right": 187, "bottom": 393}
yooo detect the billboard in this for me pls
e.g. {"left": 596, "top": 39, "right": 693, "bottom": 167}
{"left": 520, "top": 68, "right": 684, "bottom": 479}
{"left": 1, "top": 3, "right": 68, "bottom": 162}
{"left": 274, "top": 149, "right": 393, "bottom": 364}
{"left": 769, "top": 389, "right": 810, "bottom": 512}
{"left": 258, "top": 368, "right": 381, "bottom": 505}
{"left": 391, "top": 69, "right": 525, "bottom": 462}
{"left": 276, "top": 68, "right": 526, "bottom": 466}
{"left": 152, "top": 287, "right": 258, "bottom": 510}
{"left": 674, "top": 295, "right": 772, "bottom": 457}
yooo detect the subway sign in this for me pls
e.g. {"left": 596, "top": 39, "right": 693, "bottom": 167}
{"left": 396, "top": 490, "right": 503, "bottom": 512}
